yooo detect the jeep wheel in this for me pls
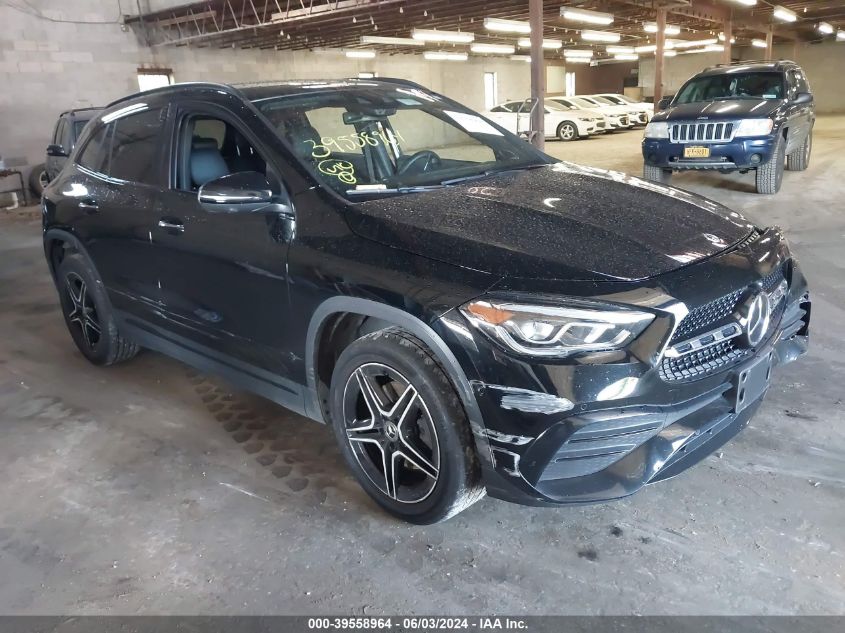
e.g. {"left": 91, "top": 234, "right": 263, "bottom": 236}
{"left": 786, "top": 129, "right": 812, "bottom": 172}
{"left": 756, "top": 134, "right": 786, "bottom": 194}
{"left": 56, "top": 253, "right": 140, "bottom": 366}
{"left": 29, "top": 163, "right": 49, "bottom": 197}
{"left": 556, "top": 122, "right": 578, "bottom": 142}
{"left": 643, "top": 163, "right": 672, "bottom": 184}
{"left": 329, "top": 329, "right": 484, "bottom": 524}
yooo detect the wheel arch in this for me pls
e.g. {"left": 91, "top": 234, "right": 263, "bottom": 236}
{"left": 43, "top": 228, "right": 91, "bottom": 282}
{"left": 305, "top": 297, "right": 491, "bottom": 459}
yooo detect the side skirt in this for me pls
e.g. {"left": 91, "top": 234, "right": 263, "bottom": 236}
{"left": 117, "top": 312, "right": 314, "bottom": 421}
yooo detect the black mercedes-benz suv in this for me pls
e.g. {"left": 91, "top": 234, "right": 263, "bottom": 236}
{"left": 642, "top": 61, "right": 814, "bottom": 194}
{"left": 42, "top": 79, "right": 810, "bottom": 524}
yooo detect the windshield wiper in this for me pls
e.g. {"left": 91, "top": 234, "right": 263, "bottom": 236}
{"left": 440, "top": 163, "right": 546, "bottom": 186}
{"left": 346, "top": 184, "right": 445, "bottom": 196}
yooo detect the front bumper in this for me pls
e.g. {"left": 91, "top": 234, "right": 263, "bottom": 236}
{"left": 435, "top": 232, "right": 810, "bottom": 506}
{"left": 643, "top": 136, "right": 777, "bottom": 170}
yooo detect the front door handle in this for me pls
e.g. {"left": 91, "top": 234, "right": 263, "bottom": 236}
{"left": 158, "top": 218, "right": 185, "bottom": 234}
{"left": 78, "top": 200, "right": 98, "bottom": 213}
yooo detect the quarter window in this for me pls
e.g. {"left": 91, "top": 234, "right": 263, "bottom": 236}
{"left": 77, "top": 123, "right": 113, "bottom": 175}
{"left": 109, "top": 108, "right": 165, "bottom": 185}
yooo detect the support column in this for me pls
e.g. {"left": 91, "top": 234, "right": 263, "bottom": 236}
{"left": 529, "top": 0, "right": 545, "bottom": 150}
{"left": 765, "top": 26, "right": 773, "bottom": 61}
{"left": 654, "top": 7, "right": 666, "bottom": 107}
{"left": 722, "top": 19, "right": 732, "bottom": 64}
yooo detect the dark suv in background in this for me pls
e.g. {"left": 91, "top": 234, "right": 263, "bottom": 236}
{"left": 42, "top": 80, "right": 810, "bottom": 523}
{"left": 31, "top": 107, "right": 102, "bottom": 196}
{"left": 642, "top": 61, "right": 814, "bottom": 194}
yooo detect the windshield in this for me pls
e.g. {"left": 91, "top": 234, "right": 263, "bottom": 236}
{"left": 571, "top": 97, "right": 600, "bottom": 108}
{"left": 675, "top": 72, "right": 785, "bottom": 104}
{"left": 253, "top": 85, "right": 547, "bottom": 199}
{"left": 590, "top": 96, "right": 616, "bottom": 106}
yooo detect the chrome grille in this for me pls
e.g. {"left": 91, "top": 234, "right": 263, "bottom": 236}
{"left": 670, "top": 121, "right": 736, "bottom": 144}
{"left": 661, "top": 265, "right": 787, "bottom": 382}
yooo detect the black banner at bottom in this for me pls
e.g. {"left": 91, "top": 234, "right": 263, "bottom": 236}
{"left": 0, "top": 617, "right": 841, "bottom": 633}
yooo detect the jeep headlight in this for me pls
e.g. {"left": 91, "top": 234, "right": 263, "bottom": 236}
{"left": 460, "top": 299, "right": 654, "bottom": 357}
{"left": 734, "top": 118, "right": 774, "bottom": 137}
{"left": 644, "top": 121, "right": 669, "bottom": 139}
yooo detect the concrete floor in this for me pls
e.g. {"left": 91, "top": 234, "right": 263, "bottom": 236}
{"left": 1, "top": 117, "right": 843, "bottom": 615}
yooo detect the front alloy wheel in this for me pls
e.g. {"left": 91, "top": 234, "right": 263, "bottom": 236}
{"left": 343, "top": 363, "right": 440, "bottom": 503}
{"left": 329, "top": 329, "right": 484, "bottom": 524}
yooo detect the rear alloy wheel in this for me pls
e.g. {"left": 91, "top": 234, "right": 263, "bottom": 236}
{"left": 330, "top": 329, "right": 484, "bottom": 524}
{"left": 643, "top": 163, "right": 672, "bottom": 184}
{"left": 786, "top": 129, "right": 812, "bottom": 171}
{"left": 557, "top": 122, "right": 578, "bottom": 142}
{"left": 756, "top": 133, "right": 786, "bottom": 194}
{"left": 56, "top": 253, "right": 140, "bottom": 366}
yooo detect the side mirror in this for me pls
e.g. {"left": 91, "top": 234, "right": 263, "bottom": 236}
{"left": 793, "top": 92, "right": 813, "bottom": 105}
{"left": 657, "top": 97, "right": 672, "bottom": 111}
{"left": 47, "top": 144, "right": 68, "bottom": 157}
{"left": 198, "top": 171, "right": 281, "bottom": 214}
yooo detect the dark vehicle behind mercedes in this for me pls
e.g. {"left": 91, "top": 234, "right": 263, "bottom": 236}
{"left": 42, "top": 79, "right": 810, "bottom": 523}
{"left": 642, "top": 61, "right": 814, "bottom": 194}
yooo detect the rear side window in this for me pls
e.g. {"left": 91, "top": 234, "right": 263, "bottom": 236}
{"left": 109, "top": 108, "right": 165, "bottom": 185}
{"left": 77, "top": 123, "right": 113, "bottom": 175}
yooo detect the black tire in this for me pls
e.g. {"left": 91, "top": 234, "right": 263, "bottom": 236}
{"left": 756, "top": 133, "right": 786, "bottom": 194}
{"left": 786, "top": 129, "right": 812, "bottom": 171}
{"left": 556, "top": 121, "right": 578, "bottom": 142}
{"left": 29, "top": 163, "right": 49, "bottom": 197}
{"left": 329, "top": 328, "right": 484, "bottom": 524}
{"left": 55, "top": 253, "right": 140, "bottom": 366}
{"left": 643, "top": 163, "right": 672, "bottom": 184}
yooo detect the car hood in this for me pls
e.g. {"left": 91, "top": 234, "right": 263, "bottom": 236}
{"left": 656, "top": 99, "right": 782, "bottom": 121}
{"left": 345, "top": 163, "right": 753, "bottom": 282}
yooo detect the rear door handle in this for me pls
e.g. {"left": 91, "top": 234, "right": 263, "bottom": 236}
{"left": 78, "top": 200, "right": 98, "bottom": 213}
{"left": 158, "top": 219, "right": 185, "bottom": 234}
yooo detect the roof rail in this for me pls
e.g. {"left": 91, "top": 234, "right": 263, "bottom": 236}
{"left": 59, "top": 106, "right": 103, "bottom": 117}
{"left": 104, "top": 82, "right": 238, "bottom": 109}
{"left": 712, "top": 59, "right": 796, "bottom": 68}
{"left": 368, "top": 77, "right": 427, "bottom": 90}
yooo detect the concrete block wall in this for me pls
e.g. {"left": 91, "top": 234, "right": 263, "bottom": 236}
{"left": 638, "top": 41, "right": 845, "bottom": 113}
{"left": 0, "top": 0, "right": 530, "bottom": 186}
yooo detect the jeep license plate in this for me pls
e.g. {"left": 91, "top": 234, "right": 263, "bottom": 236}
{"left": 684, "top": 146, "right": 710, "bottom": 158}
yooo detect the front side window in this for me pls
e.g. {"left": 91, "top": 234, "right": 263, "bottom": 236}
{"left": 675, "top": 72, "right": 785, "bottom": 104}
{"left": 77, "top": 123, "right": 113, "bottom": 175}
{"left": 109, "top": 108, "right": 165, "bottom": 185}
{"left": 255, "top": 86, "right": 545, "bottom": 199}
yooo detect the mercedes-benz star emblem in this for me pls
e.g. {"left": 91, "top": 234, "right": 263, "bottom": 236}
{"left": 738, "top": 289, "right": 771, "bottom": 347}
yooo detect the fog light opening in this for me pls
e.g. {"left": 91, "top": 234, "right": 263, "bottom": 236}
{"left": 750, "top": 153, "right": 762, "bottom": 165}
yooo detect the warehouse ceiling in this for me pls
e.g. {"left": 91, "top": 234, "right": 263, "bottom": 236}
{"left": 126, "top": 0, "right": 845, "bottom": 60}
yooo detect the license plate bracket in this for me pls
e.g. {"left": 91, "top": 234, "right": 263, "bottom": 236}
{"left": 684, "top": 146, "right": 711, "bottom": 158}
{"left": 734, "top": 353, "right": 774, "bottom": 414}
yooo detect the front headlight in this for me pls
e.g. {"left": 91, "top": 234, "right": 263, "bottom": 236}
{"left": 460, "top": 299, "right": 655, "bottom": 357}
{"left": 734, "top": 118, "right": 774, "bottom": 137}
{"left": 644, "top": 121, "right": 669, "bottom": 139}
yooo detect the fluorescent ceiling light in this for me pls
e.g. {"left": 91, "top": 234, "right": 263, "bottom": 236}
{"left": 614, "top": 54, "right": 639, "bottom": 61}
{"left": 517, "top": 38, "right": 563, "bottom": 49}
{"left": 606, "top": 45, "right": 635, "bottom": 54}
{"left": 718, "top": 33, "right": 736, "bottom": 43}
{"left": 510, "top": 54, "right": 531, "bottom": 62}
{"left": 581, "top": 30, "right": 620, "bottom": 43}
{"left": 470, "top": 43, "right": 515, "bottom": 54}
{"left": 361, "top": 35, "right": 423, "bottom": 46}
{"left": 561, "top": 8, "right": 614, "bottom": 25}
{"left": 483, "top": 17, "right": 531, "bottom": 34}
{"left": 423, "top": 51, "right": 468, "bottom": 61}
{"left": 563, "top": 49, "right": 593, "bottom": 58}
{"left": 565, "top": 57, "right": 591, "bottom": 64}
{"left": 772, "top": 5, "right": 797, "bottom": 22}
{"left": 670, "top": 38, "right": 719, "bottom": 49}
{"left": 664, "top": 50, "right": 677, "bottom": 57}
{"left": 838, "top": 30, "right": 845, "bottom": 41}
{"left": 728, "top": 0, "right": 757, "bottom": 5}
{"left": 751, "top": 39, "right": 767, "bottom": 48}
{"left": 644, "top": 22, "right": 680, "bottom": 36}
{"left": 635, "top": 43, "right": 675, "bottom": 53}
{"left": 412, "top": 28, "right": 474, "bottom": 43}
{"left": 701, "top": 44, "right": 725, "bottom": 52}
{"left": 818, "top": 22, "right": 834, "bottom": 35}
{"left": 345, "top": 50, "right": 375, "bottom": 59}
